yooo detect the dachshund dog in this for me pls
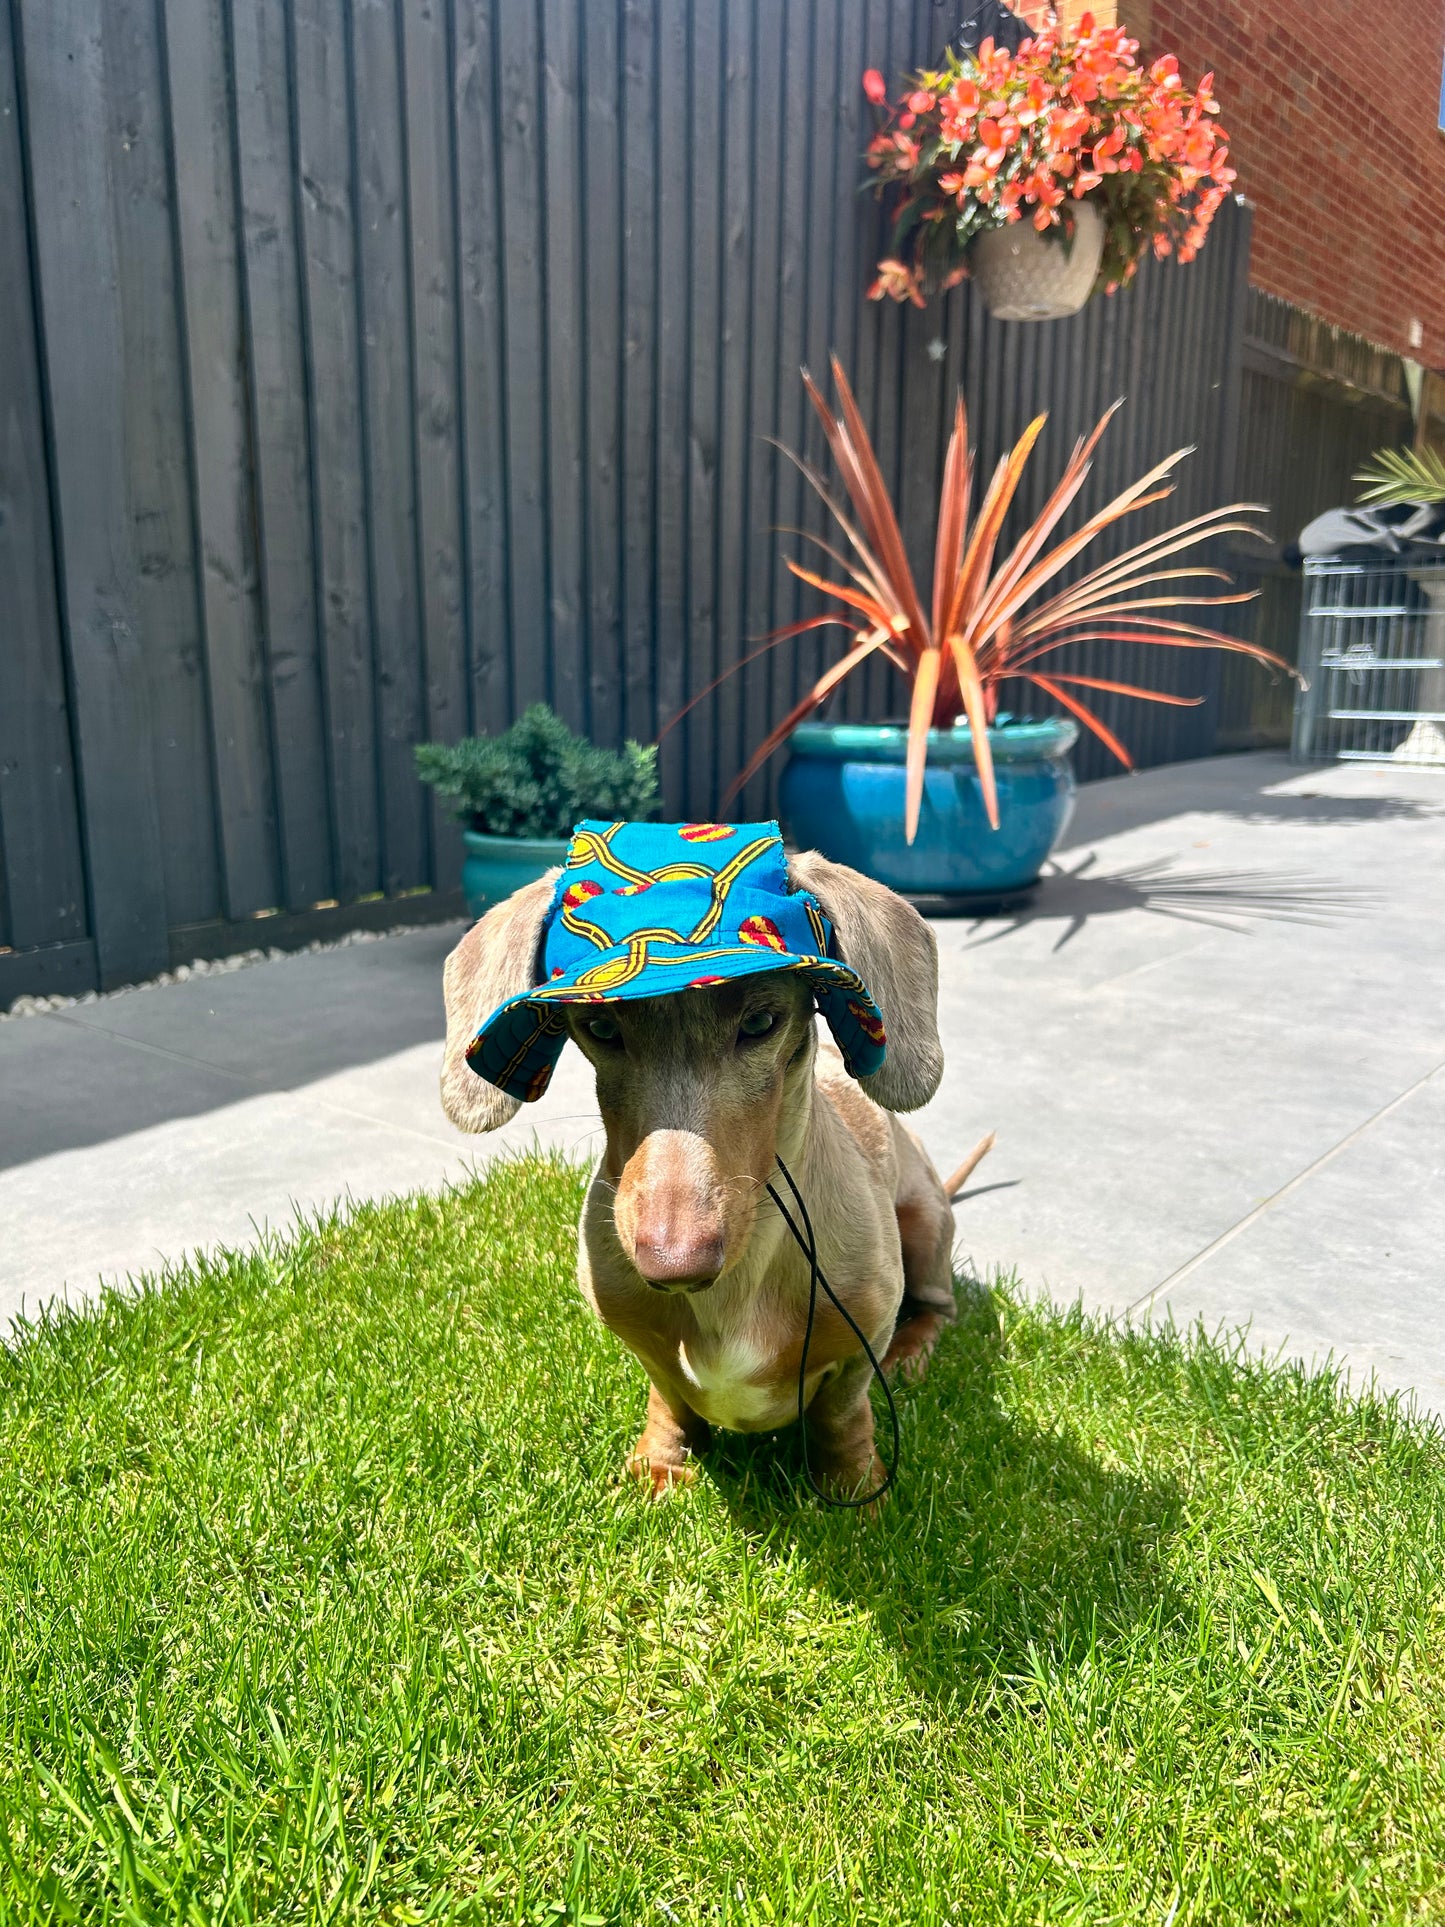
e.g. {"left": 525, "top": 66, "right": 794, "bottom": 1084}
{"left": 440, "top": 852, "right": 983, "bottom": 1502}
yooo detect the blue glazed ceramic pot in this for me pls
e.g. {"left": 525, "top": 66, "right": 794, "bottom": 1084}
{"left": 778, "top": 715, "right": 1078, "bottom": 896}
{"left": 460, "top": 830, "right": 569, "bottom": 921}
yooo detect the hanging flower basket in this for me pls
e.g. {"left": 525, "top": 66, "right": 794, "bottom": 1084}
{"left": 861, "top": 12, "right": 1234, "bottom": 318}
{"left": 969, "top": 198, "right": 1104, "bottom": 320}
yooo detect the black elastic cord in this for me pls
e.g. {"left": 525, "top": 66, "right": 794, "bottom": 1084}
{"left": 766, "top": 1155, "right": 900, "bottom": 1509}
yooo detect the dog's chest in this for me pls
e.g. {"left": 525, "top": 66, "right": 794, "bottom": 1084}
{"left": 674, "top": 1322, "right": 792, "bottom": 1431}
{"left": 671, "top": 1297, "right": 859, "bottom": 1432}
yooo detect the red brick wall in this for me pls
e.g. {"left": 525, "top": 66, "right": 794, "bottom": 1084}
{"left": 1012, "top": 1, "right": 1445, "bottom": 366}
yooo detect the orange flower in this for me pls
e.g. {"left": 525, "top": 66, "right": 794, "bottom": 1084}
{"left": 1016, "top": 76, "right": 1052, "bottom": 126}
{"left": 867, "top": 258, "right": 925, "bottom": 307}
{"left": 977, "top": 116, "right": 1014, "bottom": 171}
{"left": 862, "top": 68, "right": 888, "bottom": 105}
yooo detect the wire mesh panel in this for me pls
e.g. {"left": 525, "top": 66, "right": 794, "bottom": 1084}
{"left": 1293, "top": 560, "right": 1445, "bottom": 768}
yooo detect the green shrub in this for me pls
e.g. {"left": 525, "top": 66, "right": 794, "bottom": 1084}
{"left": 414, "top": 705, "right": 660, "bottom": 838}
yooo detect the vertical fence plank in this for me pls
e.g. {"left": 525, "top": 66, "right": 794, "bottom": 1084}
{"left": 16, "top": 0, "right": 169, "bottom": 986}
{"left": 101, "top": 0, "right": 222, "bottom": 932}
{"left": 789, "top": 0, "right": 840, "bottom": 727}
{"left": 401, "top": 0, "right": 466, "bottom": 889}
{"left": 0, "top": 0, "right": 89, "bottom": 955}
{"left": 540, "top": 0, "right": 586, "bottom": 735}
{"left": 453, "top": 0, "right": 511, "bottom": 740}
{"left": 712, "top": 0, "right": 754, "bottom": 808}
{"left": 292, "top": 0, "right": 380, "bottom": 901}
{"left": 653, "top": 0, "right": 690, "bottom": 807}
{"left": 765, "top": 0, "right": 816, "bottom": 772}
{"left": 353, "top": 0, "right": 427, "bottom": 894}
{"left": 827, "top": 0, "right": 871, "bottom": 731}
{"left": 163, "top": 0, "right": 280, "bottom": 918}
{"left": 581, "top": 0, "right": 623, "bottom": 751}
{"left": 684, "top": 0, "right": 723, "bottom": 817}
{"left": 230, "top": 0, "right": 333, "bottom": 910}
{"left": 620, "top": 0, "right": 657, "bottom": 746}
{"left": 496, "top": 0, "right": 548, "bottom": 714}
{"left": 848, "top": 0, "right": 895, "bottom": 725}
{"left": 1198, "top": 196, "right": 1256, "bottom": 751}
{"left": 737, "top": 0, "right": 785, "bottom": 818}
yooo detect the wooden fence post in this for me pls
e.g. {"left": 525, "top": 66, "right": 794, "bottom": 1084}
{"left": 0, "top": 5, "right": 91, "bottom": 968}
{"left": 16, "top": 0, "right": 169, "bottom": 987}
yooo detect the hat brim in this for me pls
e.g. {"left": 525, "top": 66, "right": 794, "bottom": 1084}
{"left": 466, "top": 940, "right": 887, "bottom": 1100}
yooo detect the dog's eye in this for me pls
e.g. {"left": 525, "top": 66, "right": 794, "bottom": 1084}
{"left": 586, "top": 1016, "right": 621, "bottom": 1044}
{"left": 738, "top": 1010, "right": 777, "bottom": 1040}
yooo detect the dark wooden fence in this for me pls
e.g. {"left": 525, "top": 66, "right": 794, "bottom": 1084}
{"left": 1211, "top": 289, "right": 1416, "bottom": 750}
{"left": 2, "top": 0, "right": 1275, "bottom": 1004}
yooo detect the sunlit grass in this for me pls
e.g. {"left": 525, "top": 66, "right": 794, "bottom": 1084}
{"left": 2, "top": 1154, "right": 1442, "bottom": 1923}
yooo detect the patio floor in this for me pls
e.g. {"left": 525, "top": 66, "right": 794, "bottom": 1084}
{"left": 4, "top": 750, "right": 1443, "bottom": 1413}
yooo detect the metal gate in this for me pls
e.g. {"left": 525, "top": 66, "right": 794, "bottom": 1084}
{"left": 1292, "top": 560, "right": 1445, "bottom": 768}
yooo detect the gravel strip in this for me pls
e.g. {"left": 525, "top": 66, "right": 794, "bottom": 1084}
{"left": 1, "top": 923, "right": 448, "bottom": 1023}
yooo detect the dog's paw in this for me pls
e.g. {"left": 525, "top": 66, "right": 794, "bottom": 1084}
{"left": 882, "top": 1309, "right": 951, "bottom": 1385}
{"left": 625, "top": 1449, "right": 698, "bottom": 1499}
{"left": 813, "top": 1448, "right": 889, "bottom": 1512}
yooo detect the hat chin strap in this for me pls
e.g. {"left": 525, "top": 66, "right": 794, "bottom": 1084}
{"left": 765, "top": 1156, "right": 899, "bottom": 1508}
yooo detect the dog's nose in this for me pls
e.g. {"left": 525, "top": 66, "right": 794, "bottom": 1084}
{"left": 632, "top": 1232, "right": 726, "bottom": 1291}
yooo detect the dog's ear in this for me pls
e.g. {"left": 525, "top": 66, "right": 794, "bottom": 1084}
{"left": 440, "top": 868, "right": 561, "bottom": 1132}
{"left": 787, "top": 850, "right": 943, "bottom": 1112}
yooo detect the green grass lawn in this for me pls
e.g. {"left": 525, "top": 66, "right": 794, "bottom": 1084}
{"left": 3, "top": 1154, "right": 1443, "bottom": 1925}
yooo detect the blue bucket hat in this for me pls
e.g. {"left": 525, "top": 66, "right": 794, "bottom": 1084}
{"left": 466, "top": 819, "right": 888, "bottom": 1102}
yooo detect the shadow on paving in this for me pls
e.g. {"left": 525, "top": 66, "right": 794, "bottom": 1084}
{"left": 1056, "top": 754, "right": 1445, "bottom": 851}
{"left": 0, "top": 924, "right": 464, "bottom": 1173}
{"left": 959, "top": 850, "right": 1378, "bottom": 950}
{"left": 705, "top": 1286, "right": 1183, "bottom": 1700}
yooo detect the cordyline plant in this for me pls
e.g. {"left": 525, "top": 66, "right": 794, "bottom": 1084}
{"left": 865, "top": 13, "right": 1235, "bottom": 305}
{"left": 689, "top": 359, "right": 1295, "bottom": 843}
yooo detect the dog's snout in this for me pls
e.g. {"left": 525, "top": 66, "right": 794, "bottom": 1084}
{"left": 614, "top": 1129, "right": 732, "bottom": 1291}
{"left": 632, "top": 1228, "right": 726, "bottom": 1291}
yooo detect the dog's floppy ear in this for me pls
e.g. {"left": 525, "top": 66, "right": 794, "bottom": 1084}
{"left": 440, "top": 868, "right": 561, "bottom": 1132}
{"left": 788, "top": 849, "right": 943, "bottom": 1112}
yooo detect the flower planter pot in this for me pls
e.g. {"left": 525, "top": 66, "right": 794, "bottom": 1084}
{"left": 461, "top": 829, "right": 569, "bottom": 921}
{"left": 778, "top": 716, "right": 1078, "bottom": 898}
{"left": 970, "top": 200, "right": 1105, "bottom": 322}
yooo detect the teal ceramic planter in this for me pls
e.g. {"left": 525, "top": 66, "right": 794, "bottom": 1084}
{"left": 461, "top": 830, "right": 569, "bottom": 920}
{"left": 779, "top": 715, "right": 1078, "bottom": 897}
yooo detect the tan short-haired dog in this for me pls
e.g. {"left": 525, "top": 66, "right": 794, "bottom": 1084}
{"left": 441, "top": 851, "right": 969, "bottom": 1501}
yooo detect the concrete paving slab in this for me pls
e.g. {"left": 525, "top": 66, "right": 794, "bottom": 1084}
{"left": 923, "top": 989, "right": 1443, "bottom": 1315}
{"left": 3, "top": 750, "right": 1443, "bottom": 1413}
{"left": 1, "top": 1009, "right": 254, "bottom": 1171}
{"left": 54, "top": 926, "right": 459, "bottom": 1088}
{"left": 0, "top": 1045, "right": 601, "bottom": 1324}
{"left": 1137, "top": 1064, "right": 1445, "bottom": 1412}
{"left": 921, "top": 755, "right": 1445, "bottom": 1366}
